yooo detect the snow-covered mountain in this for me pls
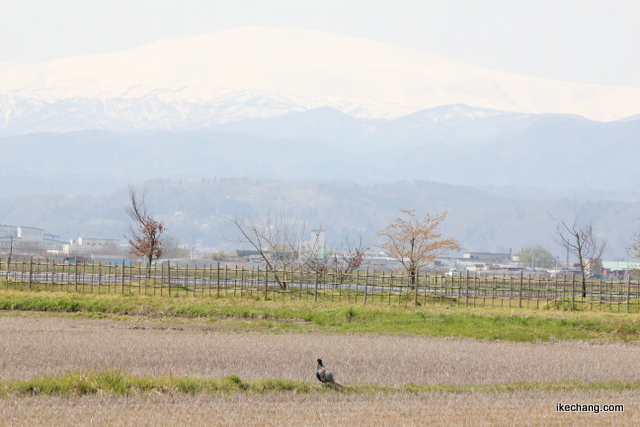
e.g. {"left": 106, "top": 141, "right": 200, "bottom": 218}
{"left": 1, "top": 27, "right": 640, "bottom": 133}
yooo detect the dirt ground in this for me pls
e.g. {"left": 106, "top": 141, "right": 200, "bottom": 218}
{"left": 1, "top": 315, "right": 640, "bottom": 386}
{"left": 0, "top": 391, "right": 636, "bottom": 427}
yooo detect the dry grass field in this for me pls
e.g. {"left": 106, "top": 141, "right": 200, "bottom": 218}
{"left": 1, "top": 315, "right": 640, "bottom": 385}
{"left": 1, "top": 314, "right": 639, "bottom": 426}
{"left": 0, "top": 391, "right": 636, "bottom": 426}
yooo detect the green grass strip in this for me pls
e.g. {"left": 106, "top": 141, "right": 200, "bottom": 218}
{"left": 2, "top": 369, "right": 640, "bottom": 398}
{"left": 2, "top": 290, "right": 640, "bottom": 342}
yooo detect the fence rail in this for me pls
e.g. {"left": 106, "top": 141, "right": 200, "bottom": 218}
{"left": 1, "top": 257, "right": 639, "bottom": 312}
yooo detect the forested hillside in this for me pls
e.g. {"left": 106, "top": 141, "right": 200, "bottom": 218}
{"left": 1, "top": 178, "right": 637, "bottom": 259}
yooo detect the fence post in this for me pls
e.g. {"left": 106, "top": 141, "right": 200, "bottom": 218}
{"left": 28, "top": 256, "right": 33, "bottom": 291}
{"left": 216, "top": 262, "right": 220, "bottom": 298}
{"left": 208, "top": 264, "right": 213, "bottom": 297}
{"left": 465, "top": 270, "right": 469, "bottom": 307}
{"left": 185, "top": 264, "right": 189, "bottom": 295}
{"left": 627, "top": 273, "right": 631, "bottom": 313}
{"left": 571, "top": 274, "right": 576, "bottom": 310}
{"left": 225, "top": 265, "right": 229, "bottom": 298}
{"left": 314, "top": 269, "right": 318, "bottom": 302}
{"left": 121, "top": 260, "right": 125, "bottom": 294}
{"left": 519, "top": 271, "right": 524, "bottom": 308}
{"left": 264, "top": 267, "right": 268, "bottom": 300}
{"left": 74, "top": 257, "right": 78, "bottom": 292}
{"left": 414, "top": 268, "right": 419, "bottom": 306}
{"left": 474, "top": 271, "right": 478, "bottom": 308}
{"left": 167, "top": 260, "right": 171, "bottom": 297}
{"left": 255, "top": 265, "right": 260, "bottom": 297}
{"left": 364, "top": 268, "right": 369, "bottom": 305}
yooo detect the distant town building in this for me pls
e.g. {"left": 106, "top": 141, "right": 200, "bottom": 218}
{"left": 462, "top": 251, "right": 513, "bottom": 264}
{"left": 584, "top": 258, "right": 604, "bottom": 277}
{"left": 601, "top": 261, "right": 638, "bottom": 280}
{"left": 360, "top": 256, "right": 404, "bottom": 271}
{"left": 0, "top": 224, "right": 67, "bottom": 252}
{"left": 63, "top": 237, "right": 120, "bottom": 256}
{"left": 0, "top": 225, "right": 13, "bottom": 236}
{"left": 235, "top": 249, "right": 295, "bottom": 264}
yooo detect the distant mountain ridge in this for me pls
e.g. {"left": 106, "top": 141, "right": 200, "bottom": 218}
{"left": 1, "top": 105, "right": 639, "bottom": 193}
{"left": 1, "top": 27, "right": 640, "bottom": 134}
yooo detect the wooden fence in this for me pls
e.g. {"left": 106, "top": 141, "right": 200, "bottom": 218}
{"left": 1, "top": 257, "right": 639, "bottom": 312}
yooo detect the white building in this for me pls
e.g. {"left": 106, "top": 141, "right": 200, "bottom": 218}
{"left": 63, "top": 237, "right": 120, "bottom": 255}
{"left": 0, "top": 225, "right": 17, "bottom": 238}
{"left": 16, "top": 226, "right": 44, "bottom": 241}
{"left": 0, "top": 225, "right": 67, "bottom": 252}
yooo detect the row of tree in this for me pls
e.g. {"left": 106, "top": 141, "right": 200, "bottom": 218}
{"left": 121, "top": 186, "right": 631, "bottom": 298}
{"left": 1, "top": 186, "right": 620, "bottom": 297}
{"left": 124, "top": 188, "right": 462, "bottom": 288}
{"left": 223, "top": 209, "right": 460, "bottom": 289}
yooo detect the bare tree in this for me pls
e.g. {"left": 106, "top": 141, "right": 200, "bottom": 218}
{"left": 516, "top": 245, "right": 556, "bottom": 269}
{"left": 307, "top": 234, "right": 368, "bottom": 286}
{"left": 124, "top": 186, "right": 165, "bottom": 278}
{"left": 628, "top": 222, "right": 640, "bottom": 279}
{"left": 554, "top": 217, "right": 606, "bottom": 297}
{"left": 0, "top": 231, "right": 16, "bottom": 281}
{"left": 377, "top": 209, "right": 461, "bottom": 287}
{"left": 163, "top": 236, "right": 190, "bottom": 259}
{"left": 223, "top": 210, "right": 323, "bottom": 289}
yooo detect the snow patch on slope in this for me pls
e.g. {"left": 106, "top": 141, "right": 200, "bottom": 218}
{"left": 1, "top": 27, "right": 640, "bottom": 133}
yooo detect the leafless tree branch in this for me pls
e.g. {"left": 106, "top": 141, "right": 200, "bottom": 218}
{"left": 307, "top": 234, "right": 369, "bottom": 286}
{"left": 221, "top": 210, "right": 325, "bottom": 289}
{"left": 553, "top": 216, "right": 606, "bottom": 297}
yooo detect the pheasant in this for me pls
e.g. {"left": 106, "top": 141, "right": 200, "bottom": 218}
{"left": 316, "top": 359, "right": 344, "bottom": 387}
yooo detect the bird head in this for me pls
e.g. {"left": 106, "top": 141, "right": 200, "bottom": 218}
{"left": 317, "top": 358, "right": 322, "bottom": 364}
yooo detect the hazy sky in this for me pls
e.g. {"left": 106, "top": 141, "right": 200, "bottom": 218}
{"left": 1, "top": 0, "right": 638, "bottom": 88}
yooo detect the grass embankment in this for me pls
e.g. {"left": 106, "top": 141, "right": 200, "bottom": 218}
{"left": 2, "top": 369, "right": 640, "bottom": 398}
{"left": 2, "top": 290, "right": 640, "bottom": 341}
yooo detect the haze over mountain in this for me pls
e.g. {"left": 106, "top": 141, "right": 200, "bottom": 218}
{"left": 1, "top": 27, "right": 640, "bottom": 135}
{"left": 1, "top": 27, "right": 639, "bottom": 260}
{"left": 1, "top": 104, "right": 639, "bottom": 193}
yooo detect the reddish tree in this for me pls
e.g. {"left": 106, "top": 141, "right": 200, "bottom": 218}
{"left": 125, "top": 186, "right": 165, "bottom": 277}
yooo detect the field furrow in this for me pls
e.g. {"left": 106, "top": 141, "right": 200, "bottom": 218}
{"left": 1, "top": 316, "right": 639, "bottom": 386}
